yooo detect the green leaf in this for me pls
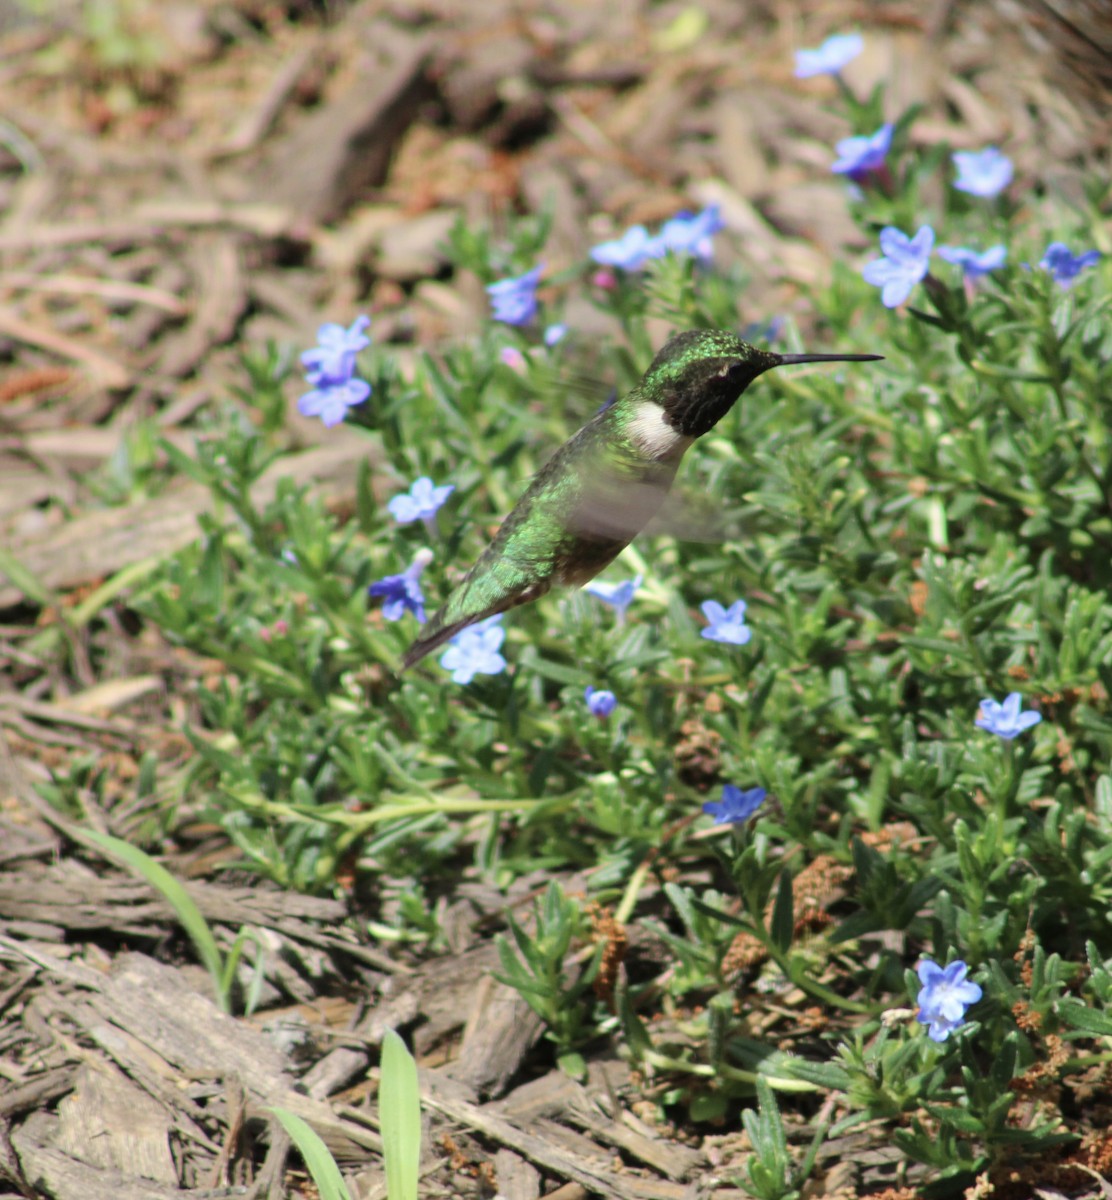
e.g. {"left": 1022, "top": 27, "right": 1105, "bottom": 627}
{"left": 0, "top": 544, "right": 57, "bottom": 608}
{"left": 79, "top": 829, "right": 227, "bottom": 1012}
{"left": 1057, "top": 1000, "right": 1112, "bottom": 1036}
{"left": 269, "top": 1107, "right": 352, "bottom": 1200}
{"left": 770, "top": 869, "right": 794, "bottom": 954}
{"left": 380, "top": 1030, "right": 421, "bottom": 1200}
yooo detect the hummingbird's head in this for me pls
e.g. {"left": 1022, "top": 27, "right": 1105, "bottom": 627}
{"left": 642, "top": 329, "right": 882, "bottom": 439}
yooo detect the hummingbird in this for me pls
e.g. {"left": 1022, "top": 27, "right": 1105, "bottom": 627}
{"left": 402, "top": 329, "right": 882, "bottom": 669}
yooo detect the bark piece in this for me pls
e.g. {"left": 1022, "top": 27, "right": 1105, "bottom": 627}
{"left": 448, "top": 972, "right": 543, "bottom": 1099}
{"left": 0, "top": 434, "right": 385, "bottom": 609}
{"left": 54, "top": 1065, "right": 176, "bottom": 1185}
{"left": 253, "top": 33, "right": 437, "bottom": 225}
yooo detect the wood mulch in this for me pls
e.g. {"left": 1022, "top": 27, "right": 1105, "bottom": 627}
{"left": 1, "top": 1, "right": 1109, "bottom": 1196}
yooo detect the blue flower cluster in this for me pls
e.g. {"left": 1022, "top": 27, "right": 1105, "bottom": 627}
{"left": 862, "top": 221, "right": 1098, "bottom": 308}
{"left": 439, "top": 615, "right": 507, "bottom": 684}
{"left": 369, "top": 549, "right": 432, "bottom": 623}
{"left": 387, "top": 477, "right": 455, "bottom": 525}
{"left": 975, "top": 692, "right": 1041, "bottom": 740}
{"left": 584, "top": 686, "right": 617, "bottom": 718}
{"left": 794, "top": 32, "right": 863, "bottom": 79}
{"left": 589, "top": 205, "right": 725, "bottom": 272}
{"left": 916, "top": 959, "right": 982, "bottom": 1042}
{"left": 297, "top": 315, "right": 372, "bottom": 427}
{"left": 813, "top": 36, "right": 1101, "bottom": 307}
{"left": 584, "top": 574, "right": 642, "bottom": 621}
{"left": 702, "top": 784, "right": 766, "bottom": 826}
{"left": 487, "top": 265, "right": 544, "bottom": 326}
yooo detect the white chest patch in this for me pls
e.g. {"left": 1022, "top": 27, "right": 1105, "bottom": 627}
{"left": 628, "top": 403, "right": 693, "bottom": 459}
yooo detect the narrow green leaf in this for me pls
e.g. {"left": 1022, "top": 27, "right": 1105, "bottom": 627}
{"left": 1057, "top": 1000, "right": 1112, "bottom": 1036}
{"left": 770, "top": 869, "right": 794, "bottom": 954}
{"left": 270, "top": 1107, "right": 352, "bottom": 1200}
{"left": 79, "top": 829, "right": 227, "bottom": 1011}
{"left": 0, "top": 544, "right": 57, "bottom": 608}
{"left": 380, "top": 1029, "right": 421, "bottom": 1200}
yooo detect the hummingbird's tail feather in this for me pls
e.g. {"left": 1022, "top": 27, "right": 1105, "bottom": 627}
{"left": 401, "top": 617, "right": 478, "bottom": 670}
{"left": 400, "top": 570, "right": 553, "bottom": 671}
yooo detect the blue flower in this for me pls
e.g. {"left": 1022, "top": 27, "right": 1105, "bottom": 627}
{"left": 439, "top": 615, "right": 507, "bottom": 684}
{"left": 702, "top": 784, "right": 767, "bottom": 825}
{"left": 916, "top": 959, "right": 982, "bottom": 1042}
{"left": 862, "top": 224, "right": 935, "bottom": 308}
{"left": 658, "top": 205, "right": 725, "bottom": 262}
{"left": 300, "top": 315, "right": 371, "bottom": 381}
{"left": 589, "top": 225, "right": 665, "bottom": 271}
{"left": 387, "top": 477, "right": 455, "bottom": 525}
{"left": 584, "top": 574, "right": 642, "bottom": 619}
{"left": 700, "top": 599, "right": 752, "bottom": 645}
{"left": 487, "top": 265, "right": 544, "bottom": 326}
{"left": 1038, "top": 242, "right": 1101, "bottom": 290}
{"left": 831, "top": 122, "right": 893, "bottom": 180}
{"left": 369, "top": 548, "right": 432, "bottom": 622}
{"left": 297, "top": 315, "right": 372, "bottom": 427}
{"left": 952, "top": 147, "right": 1013, "bottom": 197}
{"left": 544, "top": 322, "right": 568, "bottom": 346}
{"left": 584, "top": 686, "right": 617, "bottom": 718}
{"left": 297, "top": 376, "right": 371, "bottom": 428}
{"left": 794, "top": 32, "right": 863, "bottom": 78}
{"left": 937, "top": 244, "right": 1007, "bottom": 281}
{"left": 975, "top": 693, "right": 1041, "bottom": 740}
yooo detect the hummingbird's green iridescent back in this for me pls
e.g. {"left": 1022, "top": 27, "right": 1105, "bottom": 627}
{"left": 401, "top": 329, "right": 882, "bottom": 669}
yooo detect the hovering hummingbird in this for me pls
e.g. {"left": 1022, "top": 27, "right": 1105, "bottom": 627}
{"left": 402, "top": 329, "right": 882, "bottom": 669}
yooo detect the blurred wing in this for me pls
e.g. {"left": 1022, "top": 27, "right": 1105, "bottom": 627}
{"left": 569, "top": 474, "right": 676, "bottom": 542}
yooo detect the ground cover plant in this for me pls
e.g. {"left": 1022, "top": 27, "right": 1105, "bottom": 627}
{"left": 112, "top": 32, "right": 1112, "bottom": 1196}
{"left": 3, "top": 10, "right": 1112, "bottom": 1199}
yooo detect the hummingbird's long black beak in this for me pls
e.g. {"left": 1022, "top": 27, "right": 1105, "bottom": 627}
{"left": 775, "top": 353, "right": 884, "bottom": 365}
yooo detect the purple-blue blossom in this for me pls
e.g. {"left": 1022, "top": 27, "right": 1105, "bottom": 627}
{"left": 387, "top": 477, "right": 455, "bottom": 525}
{"left": 297, "top": 376, "right": 371, "bottom": 428}
{"left": 369, "top": 549, "right": 432, "bottom": 622}
{"left": 937, "top": 244, "right": 1007, "bottom": 281}
{"left": 589, "top": 225, "right": 664, "bottom": 271}
{"left": 975, "top": 693, "right": 1041, "bottom": 740}
{"left": 657, "top": 205, "right": 725, "bottom": 262}
{"left": 952, "top": 147, "right": 1013, "bottom": 197}
{"left": 544, "top": 323, "right": 567, "bottom": 346}
{"left": 915, "top": 959, "right": 982, "bottom": 1042}
{"left": 702, "top": 784, "right": 766, "bottom": 826}
{"left": 297, "top": 315, "right": 372, "bottom": 427}
{"left": 584, "top": 574, "right": 642, "bottom": 620}
{"left": 1039, "top": 242, "right": 1101, "bottom": 290}
{"left": 794, "top": 32, "right": 863, "bottom": 78}
{"left": 831, "top": 123, "right": 893, "bottom": 181}
{"left": 300, "top": 315, "right": 371, "bottom": 380}
{"left": 700, "top": 599, "right": 751, "bottom": 645}
{"left": 584, "top": 686, "right": 617, "bottom": 718}
{"left": 862, "top": 225, "right": 935, "bottom": 308}
{"left": 487, "top": 265, "right": 543, "bottom": 326}
{"left": 439, "top": 615, "right": 507, "bottom": 684}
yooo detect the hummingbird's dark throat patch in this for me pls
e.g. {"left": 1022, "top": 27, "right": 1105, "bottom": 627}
{"left": 663, "top": 370, "right": 750, "bottom": 439}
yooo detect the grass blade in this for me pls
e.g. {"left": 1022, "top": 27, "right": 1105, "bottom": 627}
{"left": 380, "top": 1029, "right": 421, "bottom": 1200}
{"left": 270, "top": 1107, "right": 352, "bottom": 1200}
{"left": 79, "top": 829, "right": 228, "bottom": 1011}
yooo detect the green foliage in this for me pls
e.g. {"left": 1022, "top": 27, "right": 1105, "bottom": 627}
{"left": 54, "top": 60, "right": 1112, "bottom": 1194}
{"left": 494, "top": 881, "right": 603, "bottom": 1072}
